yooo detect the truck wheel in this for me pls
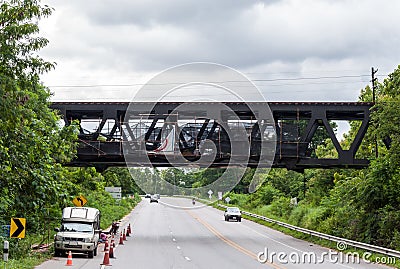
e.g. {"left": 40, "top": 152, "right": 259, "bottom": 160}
{"left": 238, "top": 217, "right": 242, "bottom": 222}
{"left": 88, "top": 250, "right": 94, "bottom": 259}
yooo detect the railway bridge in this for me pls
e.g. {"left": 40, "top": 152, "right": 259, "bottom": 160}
{"left": 51, "top": 101, "right": 372, "bottom": 172}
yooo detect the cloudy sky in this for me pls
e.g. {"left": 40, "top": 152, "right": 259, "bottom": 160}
{"left": 39, "top": 0, "right": 400, "bottom": 102}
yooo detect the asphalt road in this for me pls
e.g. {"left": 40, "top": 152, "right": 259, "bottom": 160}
{"left": 35, "top": 197, "right": 393, "bottom": 269}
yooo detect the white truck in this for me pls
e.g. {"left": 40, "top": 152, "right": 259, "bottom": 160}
{"left": 54, "top": 207, "right": 101, "bottom": 258}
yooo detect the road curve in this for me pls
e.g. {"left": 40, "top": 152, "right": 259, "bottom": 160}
{"left": 35, "top": 197, "right": 392, "bottom": 269}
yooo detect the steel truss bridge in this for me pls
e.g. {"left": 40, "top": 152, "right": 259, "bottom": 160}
{"left": 50, "top": 102, "right": 372, "bottom": 171}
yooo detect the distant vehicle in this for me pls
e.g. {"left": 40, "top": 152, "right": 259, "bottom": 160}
{"left": 154, "top": 193, "right": 160, "bottom": 199}
{"left": 150, "top": 195, "right": 159, "bottom": 203}
{"left": 145, "top": 193, "right": 151, "bottom": 198}
{"left": 54, "top": 207, "right": 101, "bottom": 258}
{"left": 224, "top": 207, "right": 242, "bottom": 222}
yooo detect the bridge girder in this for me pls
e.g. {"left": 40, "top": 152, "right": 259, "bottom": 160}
{"left": 51, "top": 102, "right": 372, "bottom": 171}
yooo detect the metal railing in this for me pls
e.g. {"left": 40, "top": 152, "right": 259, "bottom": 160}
{"left": 218, "top": 204, "right": 400, "bottom": 259}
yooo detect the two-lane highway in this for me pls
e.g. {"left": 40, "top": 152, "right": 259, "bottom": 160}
{"left": 36, "top": 197, "right": 392, "bottom": 269}
{"left": 113, "top": 197, "right": 270, "bottom": 269}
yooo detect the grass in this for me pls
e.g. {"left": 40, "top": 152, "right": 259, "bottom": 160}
{"left": 0, "top": 252, "right": 51, "bottom": 269}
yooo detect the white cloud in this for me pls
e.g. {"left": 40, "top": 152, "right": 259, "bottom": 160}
{"left": 38, "top": 0, "right": 400, "bottom": 101}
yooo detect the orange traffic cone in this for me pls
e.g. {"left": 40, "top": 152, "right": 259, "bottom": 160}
{"left": 66, "top": 251, "right": 73, "bottom": 266}
{"left": 111, "top": 236, "right": 115, "bottom": 248}
{"left": 123, "top": 229, "right": 127, "bottom": 241}
{"left": 126, "top": 226, "right": 130, "bottom": 237}
{"left": 119, "top": 232, "right": 124, "bottom": 245}
{"left": 109, "top": 242, "right": 115, "bottom": 259}
{"left": 127, "top": 223, "right": 131, "bottom": 236}
{"left": 103, "top": 239, "right": 109, "bottom": 251}
{"left": 101, "top": 250, "right": 111, "bottom": 266}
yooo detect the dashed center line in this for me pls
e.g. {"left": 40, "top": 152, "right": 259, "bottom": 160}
{"left": 186, "top": 210, "right": 284, "bottom": 269}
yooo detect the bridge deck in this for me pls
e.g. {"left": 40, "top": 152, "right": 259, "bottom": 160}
{"left": 51, "top": 102, "right": 373, "bottom": 171}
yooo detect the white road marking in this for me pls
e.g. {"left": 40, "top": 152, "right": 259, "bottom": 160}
{"left": 241, "top": 219, "right": 353, "bottom": 268}
{"left": 241, "top": 224, "right": 303, "bottom": 252}
{"left": 185, "top": 256, "right": 191, "bottom": 261}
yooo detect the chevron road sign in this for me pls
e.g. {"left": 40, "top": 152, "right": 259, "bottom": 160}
{"left": 10, "top": 218, "right": 26, "bottom": 238}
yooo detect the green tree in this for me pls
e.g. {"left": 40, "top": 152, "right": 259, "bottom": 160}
{"left": 0, "top": 0, "right": 77, "bottom": 230}
{"left": 103, "top": 167, "right": 142, "bottom": 195}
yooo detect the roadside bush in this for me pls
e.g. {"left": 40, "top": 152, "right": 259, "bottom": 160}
{"left": 252, "top": 183, "right": 282, "bottom": 207}
{"left": 254, "top": 205, "right": 272, "bottom": 217}
{"left": 318, "top": 204, "right": 362, "bottom": 239}
{"left": 260, "top": 196, "right": 292, "bottom": 220}
{"left": 225, "top": 192, "right": 248, "bottom": 209}
{"left": 377, "top": 205, "right": 400, "bottom": 249}
{"left": 301, "top": 206, "right": 329, "bottom": 230}
{"left": 288, "top": 203, "right": 309, "bottom": 226}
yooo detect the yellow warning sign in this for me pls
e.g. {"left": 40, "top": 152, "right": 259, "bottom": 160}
{"left": 72, "top": 195, "right": 87, "bottom": 207}
{"left": 10, "top": 218, "right": 26, "bottom": 238}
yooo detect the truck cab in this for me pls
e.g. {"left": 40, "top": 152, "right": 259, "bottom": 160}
{"left": 54, "top": 207, "right": 100, "bottom": 258}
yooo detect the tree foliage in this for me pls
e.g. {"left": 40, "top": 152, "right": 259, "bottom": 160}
{"left": 0, "top": 0, "right": 79, "bottom": 229}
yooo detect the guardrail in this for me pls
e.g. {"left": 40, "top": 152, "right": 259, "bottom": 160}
{"left": 218, "top": 204, "right": 400, "bottom": 259}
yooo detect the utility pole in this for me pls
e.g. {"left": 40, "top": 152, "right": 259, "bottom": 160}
{"left": 173, "top": 170, "right": 176, "bottom": 196}
{"left": 371, "top": 67, "right": 378, "bottom": 103}
{"left": 371, "top": 67, "right": 379, "bottom": 158}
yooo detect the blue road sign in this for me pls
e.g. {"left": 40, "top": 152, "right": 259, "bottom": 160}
{"left": 1, "top": 225, "right": 10, "bottom": 237}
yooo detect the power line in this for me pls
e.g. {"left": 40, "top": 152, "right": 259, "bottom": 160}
{"left": 253, "top": 75, "right": 370, "bottom": 82}
{"left": 47, "top": 74, "right": 375, "bottom": 88}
